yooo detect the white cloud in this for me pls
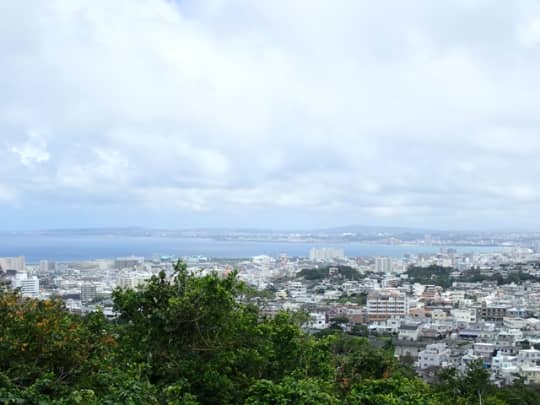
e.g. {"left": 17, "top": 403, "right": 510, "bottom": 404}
{"left": 10, "top": 132, "right": 50, "bottom": 167}
{"left": 1, "top": 0, "right": 540, "bottom": 229}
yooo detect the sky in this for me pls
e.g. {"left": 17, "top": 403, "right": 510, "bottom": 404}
{"left": 1, "top": 0, "right": 540, "bottom": 231}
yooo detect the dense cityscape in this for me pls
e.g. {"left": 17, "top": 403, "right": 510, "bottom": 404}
{"left": 3, "top": 230, "right": 540, "bottom": 389}
{"left": 5, "top": 0, "right": 540, "bottom": 403}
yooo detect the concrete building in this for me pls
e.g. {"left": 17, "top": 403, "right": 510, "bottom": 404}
{"left": 309, "top": 248, "right": 345, "bottom": 262}
{"left": 374, "top": 257, "right": 392, "bottom": 273}
{"left": 12, "top": 272, "right": 39, "bottom": 297}
{"left": 473, "top": 342, "right": 496, "bottom": 364}
{"left": 0, "top": 256, "right": 26, "bottom": 272}
{"left": 367, "top": 289, "right": 408, "bottom": 322}
{"left": 39, "top": 260, "right": 49, "bottom": 273}
{"left": 481, "top": 302, "right": 509, "bottom": 322}
{"left": 518, "top": 348, "right": 540, "bottom": 365}
{"left": 399, "top": 322, "right": 421, "bottom": 341}
{"left": 81, "top": 283, "right": 97, "bottom": 304}
{"left": 417, "top": 343, "right": 452, "bottom": 370}
{"left": 115, "top": 256, "right": 145, "bottom": 269}
{"left": 451, "top": 308, "right": 477, "bottom": 325}
{"left": 306, "top": 312, "right": 328, "bottom": 330}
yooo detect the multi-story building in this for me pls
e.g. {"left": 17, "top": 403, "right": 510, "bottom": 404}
{"left": 20, "top": 277, "right": 39, "bottom": 297}
{"left": 399, "top": 322, "right": 421, "bottom": 341}
{"left": 481, "top": 302, "right": 510, "bottom": 322}
{"left": 451, "top": 308, "right": 477, "bottom": 325}
{"left": 81, "top": 283, "right": 97, "bottom": 304}
{"left": 367, "top": 289, "right": 408, "bottom": 322}
{"left": 0, "top": 256, "right": 26, "bottom": 272}
{"left": 309, "top": 248, "right": 345, "bottom": 262}
{"left": 306, "top": 312, "right": 328, "bottom": 330}
{"left": 39, "top": 260, "right": 49, "bottom": 273}
{"left": 374, "top": 257, "right": 392, "bottom": 273}
{"left": 417, "top": 343, "right": 452, "bottom": 370}
{"left": 12, "top": 272, "right": 39, "bottom": 297}
{"left": 114, "top": 256, "right": 144, "bottom": 269}
{"left": 473, "top": 342, "right": 496, "bottom": 364}
{"left": 518, "top": 348, "right": 540, "bottom": 365}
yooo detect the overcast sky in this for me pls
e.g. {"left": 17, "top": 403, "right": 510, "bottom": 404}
{"left": 1, "top": 0, "right": 540, "bottom": 231}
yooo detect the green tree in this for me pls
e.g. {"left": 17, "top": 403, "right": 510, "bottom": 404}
{"left": 244, "top": 377, "right": 339, "bottom": 404}
{"left": 112, "top": 261, "right": 335, "bottom": 403}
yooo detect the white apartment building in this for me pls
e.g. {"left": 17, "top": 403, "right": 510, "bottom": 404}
{"left": 306, "top": 312, "right": 328, "bottom": 330}
{"left": 0, "top": 256, "right": 26, "bottom": 272}
{"left": 367, "top": 289, "right": 409, "bottom": 322}
{"left": 369, "top": 317, "right": 401, "bottom": 334}
{"left": 374, "top": 257, "right": 392, "bottom": 273}
{"left": 491, "top": 352, "right": 519, "bottom": 384}
{"left": 473, "top": 342, "right": 496, "bottom": 361}
{"left": 399, "top": 322, "right": 421, "bottom": 341}
{"left": 116, "top": 272, "right": 151, "bottom": 289}
{"left": 286, "top": 281, "right": 307, "bottom": 299}
{"left": 518, "top": 348, "right": 540, "bottom": 365}
{"left": 252, "top": 255, "right": 274, "bottom": 265}
{"left": 520, "top": 364, "right": 540, "bottom": 384}
{"left": 309, "top": 247, "right": 345, "bottom": 262}
{"left": 503, "top": 317, "right": 528, "bottom": 329}
{"left": 417, "top": 343, "right": 452, "bottom": 370}
{"left": 451, "top": 308, "right": 477, "bottom": 324}
{"left": 38, "top": 260, "right": 52, "bottom": 273}
{"left": 12, "top": 272, "right": 39, "bottom": 297}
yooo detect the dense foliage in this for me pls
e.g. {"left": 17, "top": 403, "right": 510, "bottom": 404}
{"left": 406, "top": 264, "right": 540, "bottom": 288}
{"left": 297, "top": 265, "right": 364, "bottom": 281}
{"left": 459, "top": 268, "right": 540, "bottom": 285}
{"left": 406, "top": 265, "right": 453, "bottom": 288}
{"left": 1, "top": 261, "right": 540, "bottom": 404}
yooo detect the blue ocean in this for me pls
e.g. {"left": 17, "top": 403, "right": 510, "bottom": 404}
{"left": 0, "top": 234, "right": 503, "bottom": 263}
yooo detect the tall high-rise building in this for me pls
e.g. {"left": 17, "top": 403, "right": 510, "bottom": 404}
{"left": 39, "top": 260, "right": 49, "bottom": 273}
{"left": 374, "top": 257, "right": 392, "bottom": 273}
{"left": 309, "top": 247, "right": 345, "bottom": 262}
{"left": 81, "top": 283, "right": 97, "bottom": 304}
{"left": 0, "top": 256, "right": 26, "bottom": 272}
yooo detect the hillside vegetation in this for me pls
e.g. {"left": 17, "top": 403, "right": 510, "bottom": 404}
{"left": 1, "top": 261, "right": 539, "bottom": 404}
{"left": 297, "top": 265, "right": 364, "bottom": 281}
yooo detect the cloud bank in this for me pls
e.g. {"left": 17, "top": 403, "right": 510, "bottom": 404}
{"left": 1, "top": 0, "right": 540, "bottom": 230}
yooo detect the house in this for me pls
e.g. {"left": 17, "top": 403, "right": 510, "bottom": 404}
{"left": 417, "top": 343, "right": 452, "bottom": 370}
{"left": 305, "top": 312, "right": 328, "bottom": 330}
{"left": 399, "top": 322, "right": 422, "bottom": 341}
{"left": 473, "top": 342, "right": 496, "bottom": 364}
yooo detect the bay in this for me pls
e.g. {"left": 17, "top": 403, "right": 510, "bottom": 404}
{"left": 0, "top": 234, "right": 503, "bottom": 263}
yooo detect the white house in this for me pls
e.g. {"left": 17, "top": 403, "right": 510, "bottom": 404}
{"left": 306, "top": 312, "right": 328, "bottom": 330}
{"left": 417, "top": 343, "right": 452, "bottom": 370}
{"left": 399, "top": 322, "right": 422, "bottom": 341}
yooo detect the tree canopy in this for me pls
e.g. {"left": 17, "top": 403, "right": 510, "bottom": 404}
{"left": 1, "top": 260, "right": 539, "bottom": 404}
{"left": 406, "top": 265, "right": 453, "bottom": 288}
{"left": 297, "top": 265, "right": 364, "bottom": 281}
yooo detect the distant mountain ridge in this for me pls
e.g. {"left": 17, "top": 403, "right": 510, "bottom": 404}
{"left": 0, "top": 224, "right": 535, "bottom": 239}
{"left": 1, "top": 224, "right": 446, "bottom": 237}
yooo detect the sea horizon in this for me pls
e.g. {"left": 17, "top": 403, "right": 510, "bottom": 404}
{"left": 0, "top": 234, "right": 504, "bottom": 263}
